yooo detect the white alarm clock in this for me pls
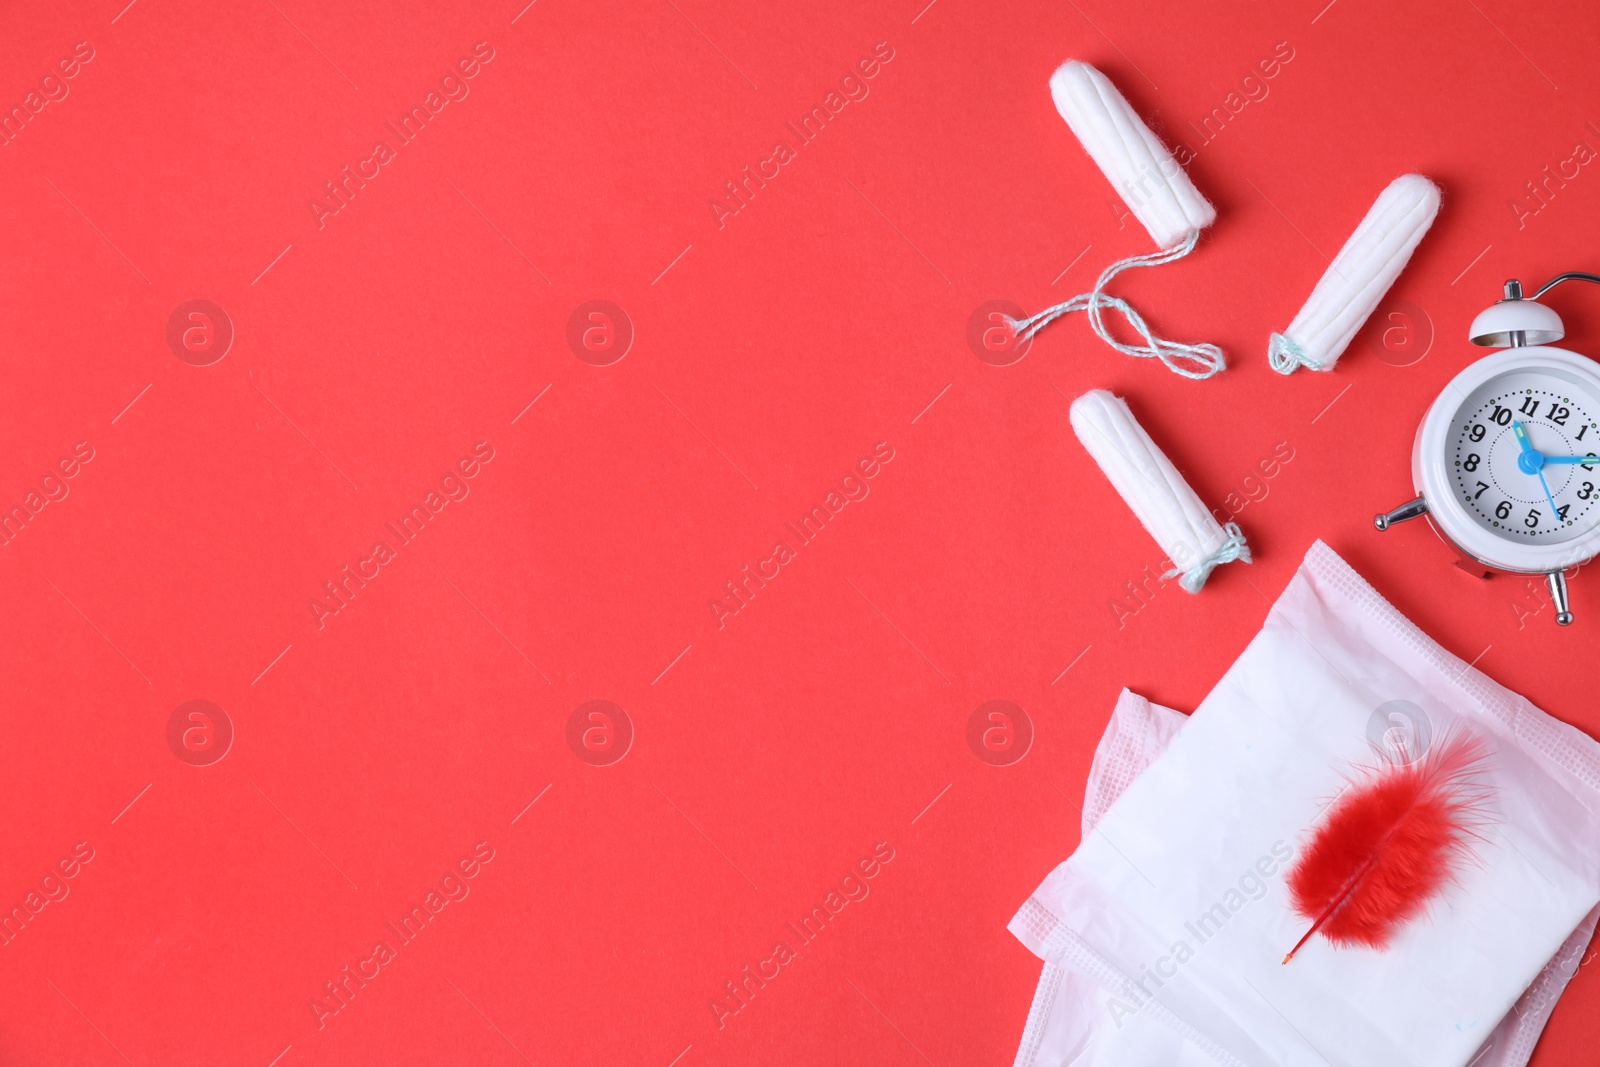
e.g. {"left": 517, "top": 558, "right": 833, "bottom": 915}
{"left": 1376, "top": 274, "right": 1600, "bottom": 625}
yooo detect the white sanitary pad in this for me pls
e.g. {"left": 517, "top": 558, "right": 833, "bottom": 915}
{"left": 1011, "top": 542, "right": 1600, "bottom": 1067}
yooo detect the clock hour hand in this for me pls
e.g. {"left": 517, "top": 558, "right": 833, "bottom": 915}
{"left": 1511, "top": 420, "right": 1564, "bottom": 519}
{"left": 1512, "top": 419, "right": 1538, "bottom": 455}
{"left": 1513, "top": 420, "right": 1598, "bottom": 465}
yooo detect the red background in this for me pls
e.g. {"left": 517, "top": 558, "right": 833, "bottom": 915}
{"left": 2, "top": 0, "right": 1599, "bottom": 1063}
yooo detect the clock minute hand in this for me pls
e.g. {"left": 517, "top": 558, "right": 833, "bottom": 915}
{"left": 1536, "top": 467, "right": 1562, "bottom": 521}
{"left": 1511, "top": 420, "right": 1564, "bottom": 519}
{"left": 1542, "top": 454, "right": 1599, "bottom": 464}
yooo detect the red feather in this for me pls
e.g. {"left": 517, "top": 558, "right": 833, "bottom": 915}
{"left": 1282, "top": 730, "right": 1493, "bottom": 963}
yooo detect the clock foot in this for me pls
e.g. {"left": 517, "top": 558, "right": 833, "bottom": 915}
{"left": 1374, "top": 497, "right": 1428, "bottom": 531}
{"left": 1547, "top": 571, "right": 1574, "bottom": 626}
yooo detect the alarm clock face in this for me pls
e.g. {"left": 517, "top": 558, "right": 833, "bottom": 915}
{"left": 1449, "top": 372, "right": 1600, "bottom": 542}
{"left": 1416, "top": 345, "right": 1600, "bottom": 573}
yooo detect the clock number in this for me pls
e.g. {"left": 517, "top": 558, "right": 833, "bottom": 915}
{"left": 1520, "top": 396, "right": 1540, "bottom": 416}
{"left": 1557, "top": 503, "right": 1571, "bottom": 521}
{"left": 1468, "top": 424, "right": 1486, "bottom": 442}
{"left": 1580, "top": 482, "right": 1595, "bottom": 501}
{"left": 1495, "top": 500, "right": 1512, "bottom": 520}
{"left": 1525, "top": 507, "right": 1541, "bottom": 528}
{"left": 1473, "top": 480, "right": 1489, "bottom": 499}
{"left": 1583, "top": 454, "right": 1599, "bottom": 470}
{"left": 1548, "top": 403, "right": 1570, "bottom": 425}
{"left": 1489, "top": 406, "right": 1512, "bottom": 426}
{"left": 1579, "top": 424, "right": 1590, "bottom": 441}
{"left": 1463, "top": 453, "right": 1481, "bottom": 472}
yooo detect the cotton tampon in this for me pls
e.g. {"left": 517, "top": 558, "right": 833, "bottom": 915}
{"left": 1268, "top": 174, "right": 1441, "bottom": 374}
{"left": 1070, "top": 390, "right": 1249, "bottom": 593}
{"left": 1009, "top": 63, "right": 1224, "bottom": 380}
{"left": 1048, "top": 60, "right": 1216, "bottom": 251}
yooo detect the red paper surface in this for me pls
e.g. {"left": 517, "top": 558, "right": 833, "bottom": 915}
{"left": 2, "top": 1, "right": 1598, "bottom": 1063}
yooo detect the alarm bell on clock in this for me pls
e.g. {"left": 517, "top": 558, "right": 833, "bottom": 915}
{"left": 1375, "top": 272, "right": 1600, "bottom": 626}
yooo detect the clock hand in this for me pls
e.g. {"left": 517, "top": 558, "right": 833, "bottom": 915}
{"left": 1512, "top": 419, "right": 1538, "bottom": 455}
{"left": 1512, "top": 420, "right": 1598, "bottom": 465}
{"left": 1536, "top": 466, "right": 1562, "bottom": 522}
{"left": 1516, "top": 419, "right": 1593, "bottom": 463}
{"left": 1511, "top": 420, "right": 1563, "bottom": 519}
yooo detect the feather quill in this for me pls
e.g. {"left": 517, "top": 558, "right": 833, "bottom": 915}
{"left": 1283, "top": 730, "right": 1492, "bottom": 963}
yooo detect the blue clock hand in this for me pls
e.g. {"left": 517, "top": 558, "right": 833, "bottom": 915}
{"left": 1536, "top": 466, "right": 1562, "bottom": 522}
{"left": 1511, "top": 420, "right": 1563, "bottom": 519}
{"left": 1512, "top": 420, "right": 1599, "bottom": 465}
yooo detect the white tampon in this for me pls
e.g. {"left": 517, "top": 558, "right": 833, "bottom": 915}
{"left": 1069, "top": 390, "right": 1249, "bottom": 593}
{"left": 1048, "top": 60, "right": 1216, "bottom": 251}
{"left": 1268, "top": 174, "right": 1441, "bottom": 374}
{"left": 1009, "top": 62, "right": 1225, "bottom": 380}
